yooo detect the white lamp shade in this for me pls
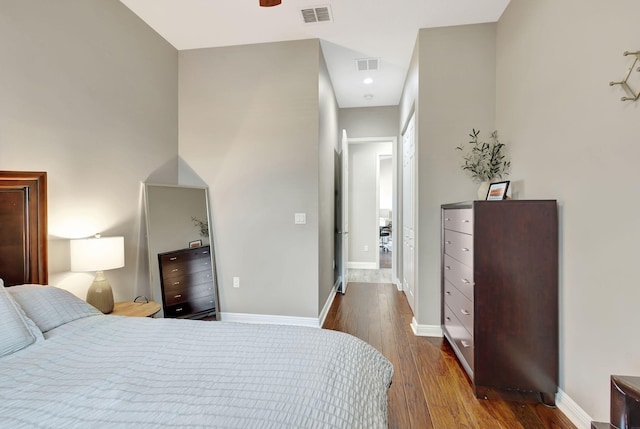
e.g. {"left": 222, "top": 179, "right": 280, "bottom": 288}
{"left": 70, "top": 236, "right": 125, "bottom": 272}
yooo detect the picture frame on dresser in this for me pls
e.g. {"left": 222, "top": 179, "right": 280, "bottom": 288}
{"left": 486, "top": 180, "right": 509, "bottom": 200}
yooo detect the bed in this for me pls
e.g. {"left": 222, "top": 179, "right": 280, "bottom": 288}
{"left": 0, "top": 282, "right": 393, "bottom": 428}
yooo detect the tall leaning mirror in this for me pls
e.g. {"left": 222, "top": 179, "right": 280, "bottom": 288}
{"left": 144, "top": 184, "right": 219, "bottom": 320}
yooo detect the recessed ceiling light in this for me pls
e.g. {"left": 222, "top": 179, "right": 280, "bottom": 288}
{"left": 363, "top": 78, "right": 373, "bottom": 85}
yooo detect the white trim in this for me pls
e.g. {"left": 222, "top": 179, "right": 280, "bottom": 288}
{"left": 410, "top": 317, "right": 443, "bottom": 337}
{"left": 556, "top": 389, "right": 592, "bottom": 429}
{"left": 393, "top": 277, "right": 402, "bottom": 291}
{"left": 220, "top": 312, "right": 320, "bottom": 328}
{"left": 348, "top": 136, "right": 397, "bottom": 145}
{"left": 347, "top": 261, "right": 377, "bottom": 269}
{"left": 319, "top": 284, "right": 338, "bottom": 328}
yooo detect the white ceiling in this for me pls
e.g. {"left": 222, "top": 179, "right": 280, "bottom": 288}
{"left": 119, "top": 0, "right": 510, "bottom": 108}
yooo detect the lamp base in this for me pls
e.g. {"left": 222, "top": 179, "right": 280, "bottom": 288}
{"left": 86, "top": 271, "right": 114, "bottom": 314}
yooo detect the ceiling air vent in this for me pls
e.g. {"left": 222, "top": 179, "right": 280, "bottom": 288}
{"left": 356, "top": 58, "right": 380, "bottom": 72}
{"left": 301, "top": 6, "right": 333, "bottom": 24}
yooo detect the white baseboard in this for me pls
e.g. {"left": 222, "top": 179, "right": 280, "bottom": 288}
{"left": 556, "top": 389, "right": 593, "bottom": 429}
{"left": 347, "top": 261, "right": 377, "bottom": 269}
{"left": 410, "top": 317, "right": 443, "bottom": 337}
{"left": 319, "top": 283, "right": 338, "bottom": 328}
{"left": 393, "top": 277, "right": 402, "bottom": 291}
{"left": 220, "top": 312, "right": 320, "bottom": 328}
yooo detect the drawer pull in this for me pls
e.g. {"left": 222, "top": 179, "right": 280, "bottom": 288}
{"left": 445, "top": 316, "right": 451, "bottom": 321}
{"left": 461, "top": 219, "right": 470, "bottom": 223}
{"left": 174, "top": 294, "right": 182, "bottom": 298}
{"left": 445, "top": 217, "right": 452, "bottom": 221}
{"left": 445, "top": 240, "right": 452, "bottom": 244}
{"left": 446, "top": 291, "right": 452, "bottom": 296}
{"left": 445, "top": 265, "right": 451, "bottom": 270}
{"left": 461, "top": 278, "right": 470, "bottom": 284}
{"left": 460, "top": 309, "right": 470, "bottom": 316}
{"left": 173, "top": 281, "right": 180, "bottom": 286}
{"left": 175, "top": 307, "right": 183, "bottom": 312}
{"left": 171, "top": 268, "right": 179, "bottom": 272}
{"left": 461, "top": 340, "right": 471, "bottom": 348}
{"left": 170, "top": 257, "right": 177, "bottom": 261}
{"left": 462, "top": 247, "right": 470, "bottom": 252}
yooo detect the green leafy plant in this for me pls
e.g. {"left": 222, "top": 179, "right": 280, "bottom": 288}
{"left": 192, "top": 216, "right": 209, "bottom": 238}
{"left": 456, "top": 129, "right": 510, "bottom": 182}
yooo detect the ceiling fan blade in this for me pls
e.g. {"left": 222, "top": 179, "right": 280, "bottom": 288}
{"left": 260, "top": 0, "right": 281, "bottom": 6}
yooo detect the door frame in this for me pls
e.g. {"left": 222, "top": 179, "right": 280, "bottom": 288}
{"left": 343, "top": 136, "right": 397, "bottom": 281}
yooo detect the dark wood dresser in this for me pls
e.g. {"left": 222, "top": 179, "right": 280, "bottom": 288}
{"left": 158, "top": 245, "right": 217, "bottom": 319}
{"left": 441, "top": 200, "right": 558, "bottom": 405}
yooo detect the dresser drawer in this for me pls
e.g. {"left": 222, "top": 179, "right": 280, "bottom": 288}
{"left": 444, "top": 279, "right": 474, "bottom": 334}
{"left": 443, "top": 254, "right": 474, "bottom": 301}
{"left": 161, "top": 269, "right": 214, "bottom": 293}
{"left": 444, "top": 229, "right": 473, "bottom": 267}
{"left": 164, "top": 295, "right": 216, "bottom": 318}
{"left": 190, "top": 295, "right": 216, "bottom": 314}
{"left": 160, "top": 256, "right": 212, "bottom": 280}
{"left": 443, "top": 304, "right": 474, "bottom": 371}
{"left": 443, "top": 208, "right": 473, "bottom": 234}
{"left": 163, "top": 282, "right": 215, "bottom": 306}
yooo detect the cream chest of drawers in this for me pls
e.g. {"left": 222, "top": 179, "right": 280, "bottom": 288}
{"left": 441, "top": 200, "right": 558, "bottom": 405}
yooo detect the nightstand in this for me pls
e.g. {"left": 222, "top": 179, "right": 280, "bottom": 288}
{"left": 111, "top": 301, "right": 161, "bottom": 317}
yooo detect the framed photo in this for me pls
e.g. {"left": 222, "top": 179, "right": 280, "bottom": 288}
{"left": 486, "top": 181, "right": 510, "bottom": 200}
{"left": 189, "top": 239, "right": 202, "bottom": 248}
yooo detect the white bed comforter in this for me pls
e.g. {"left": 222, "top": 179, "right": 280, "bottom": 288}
{"left": 0, "top": 316, "right": 393, "bottom": 429}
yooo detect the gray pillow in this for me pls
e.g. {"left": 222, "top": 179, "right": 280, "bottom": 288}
{"left": 0, "top": 279, "right": 40, "bottom": 357}
{"left": 8, "top": 284, "right": 102, "bottom": 333}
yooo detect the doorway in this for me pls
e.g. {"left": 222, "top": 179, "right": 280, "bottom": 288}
{"left": 344, "top": 137, "right": 396, "bottom": 285}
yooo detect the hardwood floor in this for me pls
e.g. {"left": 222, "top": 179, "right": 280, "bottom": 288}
{"left": 323, "top": 282, "right": 577, "bottom": 429}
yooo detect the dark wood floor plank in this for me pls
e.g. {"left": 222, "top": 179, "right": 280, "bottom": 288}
{"left": 323, "top": 282, "right": 577, "bottom": 429}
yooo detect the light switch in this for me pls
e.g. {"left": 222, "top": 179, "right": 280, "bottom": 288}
{"left": 295, "top": 213, "right": 307, "bottom": 224}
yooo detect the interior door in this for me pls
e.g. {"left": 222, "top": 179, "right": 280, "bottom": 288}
{"left": 339, "top": 130, "right": 349, "bottom": 294}
{"left": 402, "top": 115, "right": 416, "bottom": 313}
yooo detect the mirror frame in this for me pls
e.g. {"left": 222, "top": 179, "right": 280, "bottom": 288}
{"left": 143, "top": 183, "right": 219, "bottom": 319}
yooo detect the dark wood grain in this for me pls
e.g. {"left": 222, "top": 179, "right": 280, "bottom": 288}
{"left": 0, "top": 171, "right": 47, "bottom": 286}
{"left": 324, "top": 282, "right": 576, "bottom": 429}
{"left": 158, "top": 245, "right": 216, "bottom": 319}
{"left": 473, "top": 200, "right": 558, "bottom": 400}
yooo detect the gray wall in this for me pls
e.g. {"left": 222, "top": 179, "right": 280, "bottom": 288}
{"left": 399, "top": 23, "right": 496, "bottom": 324}
{"left": 0, "top": 0, "right": 178, "bottom": 301}
{"left": 339, "top": 106, "right": 399, "bottom": 139}
{"left": 178, "top": 39, "right": 325, "bottom": 319}
{"left": 497, "top": 0, "right": 640, "bottom": 421}
{"left": 317, "top": 48, "right": 340, "bottom": 312}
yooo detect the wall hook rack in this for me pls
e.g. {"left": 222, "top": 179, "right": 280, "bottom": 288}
{"left": 609, "top": 50, "right": 640, "bottom": 101}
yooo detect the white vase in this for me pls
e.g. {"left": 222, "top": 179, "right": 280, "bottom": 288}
{"left": 477, "top": 181, "right": 491, "bottom": 200}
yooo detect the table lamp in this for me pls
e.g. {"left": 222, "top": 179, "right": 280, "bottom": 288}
{"left": 70, "top": 234, "right": 124, "bottom": 313}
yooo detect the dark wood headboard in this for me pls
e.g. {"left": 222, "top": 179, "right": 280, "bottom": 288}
{"left": 0, "top": 171, "right": 48, "bottom": 286}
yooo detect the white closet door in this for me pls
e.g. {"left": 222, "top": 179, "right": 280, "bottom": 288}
{"left": 402, "top": 113, "right": 416, "bottom": 313}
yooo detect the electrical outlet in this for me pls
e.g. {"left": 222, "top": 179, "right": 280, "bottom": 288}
{"left": 364, "top": 245, "right": 369, "bottom": 252}
{"left": 233, "top": 277, "right": 240, "bottom": 288}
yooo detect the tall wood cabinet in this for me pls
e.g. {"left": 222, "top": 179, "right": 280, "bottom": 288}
{"left": 441, "top": 200, "right": 558, "bottom": 404}
{"left": 158, "top": 245, "right": 217, "bottom": 319}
